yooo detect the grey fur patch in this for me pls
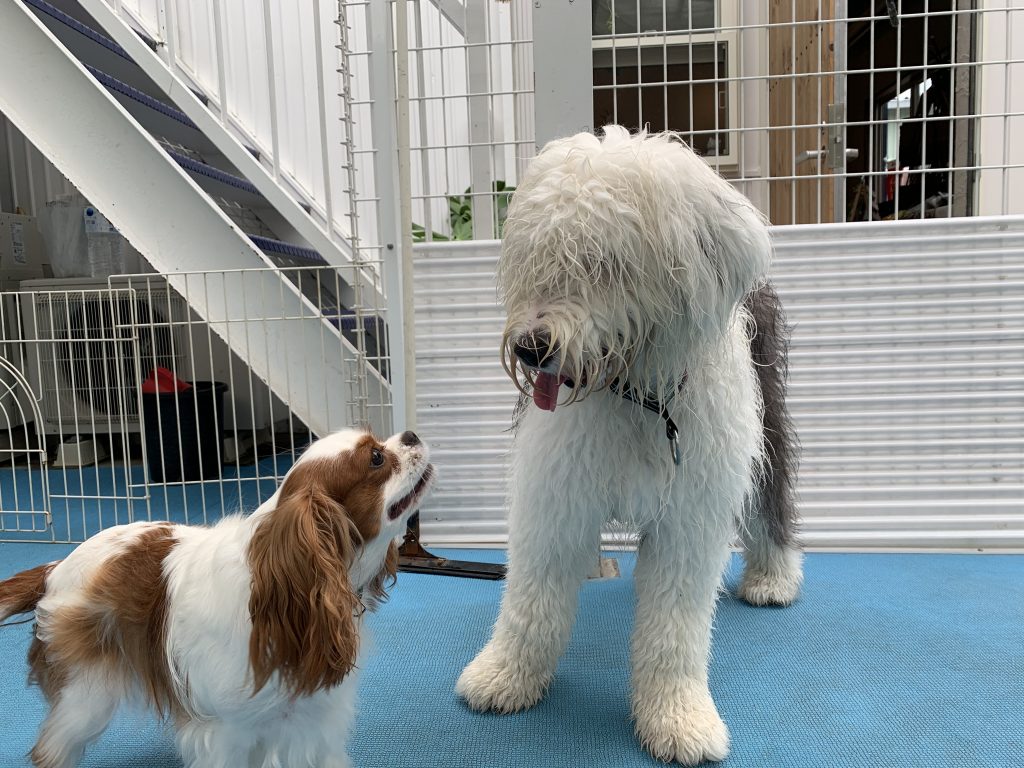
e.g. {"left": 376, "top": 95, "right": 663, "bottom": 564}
{"left": 744, "top": 282, "right": 801, "bottom": 548}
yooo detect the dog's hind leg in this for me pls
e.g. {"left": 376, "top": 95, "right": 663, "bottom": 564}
{"left": 177, "top": 720, "right": 259, "bottom": 768}
{"left": 29, "top": 666, "right": 120, "bottom": 768}
{"left": 738, "top": 283, "right": 803, "bottom": 606}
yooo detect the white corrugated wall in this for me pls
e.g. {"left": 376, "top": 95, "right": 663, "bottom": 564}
{"left": 412, "top": 216, "right": 1024, "bottom": 550}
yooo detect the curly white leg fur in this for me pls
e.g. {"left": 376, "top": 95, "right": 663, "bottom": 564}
{"left": 633, "top": 679, "right": 730, "bottom": 765}
{"left": 456, "top": 638, "right": 554, "bottom": 713}
{"left": 457, "top": 414, "right": 604, "bottom": 714}
{"left": 630, "top": 513, "right": 736, "bottom": 765}
{"left": 456, "top": 532, "right": 599, "bottom": 713}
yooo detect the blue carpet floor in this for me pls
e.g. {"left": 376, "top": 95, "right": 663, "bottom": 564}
{"left": 0, "top": 545, "right": 1021, "bottom": 767}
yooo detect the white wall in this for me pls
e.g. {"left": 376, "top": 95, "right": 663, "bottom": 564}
{"left": 0, "top": 115, "right": 76, "bottom": 217}
{"left": 413, "top": 217, "right": 1024, "bottom": 550}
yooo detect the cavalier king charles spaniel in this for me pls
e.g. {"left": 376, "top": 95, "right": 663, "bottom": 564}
{"left": 0, "top": 427, "right": 433, "bottom": 768}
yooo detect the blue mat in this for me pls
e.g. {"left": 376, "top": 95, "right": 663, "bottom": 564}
{"left": 0, "top": 545, "right": 1021, "bottom": 767}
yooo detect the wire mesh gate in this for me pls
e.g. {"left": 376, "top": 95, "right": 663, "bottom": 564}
{"left": 405, "top": 1, "right": 1024, "bottom": 233}
{"left": 0, "top": 265, "right": 391, "bottom": 543}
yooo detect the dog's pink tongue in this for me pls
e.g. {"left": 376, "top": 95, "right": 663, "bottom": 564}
{"left": 533, "top": 372, "right": 563, "bottom": 412}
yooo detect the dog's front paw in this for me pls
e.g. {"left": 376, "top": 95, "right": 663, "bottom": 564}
{"left": 633, "top": 685, "right": 730, "bottom": 765}
{"left": 455, "top": 643, "right": 551, "bottom": 714}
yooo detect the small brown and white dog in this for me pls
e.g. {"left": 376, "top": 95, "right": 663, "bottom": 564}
{"left": 0, "top": 428, "right": 433, "bottom": 768}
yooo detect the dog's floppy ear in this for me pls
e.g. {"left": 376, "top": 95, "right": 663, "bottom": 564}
{"left": 247, "top": 468, "right": 362, "bottom": 697}
{"left": 363, "top": 540, "right": 399, "bottom": 610}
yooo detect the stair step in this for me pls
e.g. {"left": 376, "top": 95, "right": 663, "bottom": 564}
{"left": 28, "top": 0, "right": 253, "bottom": 153}
{"left": 248, "top": 234, "right": 326, "bottom": 266}
{"left": 25, "top": 0, "right": 132, "bottom": 62}
{"left": 244, "top": 235, "right": 385, "bottom": 341}
{"left": 166, "top": 149, "right": 262, "bottom": 197}
{"left": 85, "top": 64, "right": 198, "bottom": 130}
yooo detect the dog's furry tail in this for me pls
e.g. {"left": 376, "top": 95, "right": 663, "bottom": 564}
{"left": 0, "top": 562, "right": 58, "bottom": 623}
{"left": 745, "top": 282, "right": 800, "bottom": 549}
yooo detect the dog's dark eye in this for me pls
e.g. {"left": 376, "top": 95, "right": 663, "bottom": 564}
{"left": 370, "top": 448, "right": 385, "bottom": 468}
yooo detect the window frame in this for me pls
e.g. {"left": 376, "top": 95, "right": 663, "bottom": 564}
{"left": 591, "top": 1, "right": 741, "bottom": 167}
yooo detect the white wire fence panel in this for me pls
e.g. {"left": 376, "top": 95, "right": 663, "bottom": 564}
{"left": 591, "top": 0, "right": 1024, "bottom": 225}
{"left": 411, "top": 216, "right": 1024, "bottom": 550}
{"left": 402, "top": 1, "right": 1023, "bottom": 231}
{"left": 404, "top": 0, "right": 533, "bottom": 244}
{"left": 0, "top": 265, "right": 391, "bottom": 543}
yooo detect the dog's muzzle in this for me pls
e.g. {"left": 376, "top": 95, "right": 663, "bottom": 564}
{"left": 511, "top": 329, "right": 567, "bottom": 413}
{"left": 512, "top": 330, "right": 556, "bottom": 372}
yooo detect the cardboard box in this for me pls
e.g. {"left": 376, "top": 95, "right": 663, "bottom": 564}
{"left": 0, "top": 212, "right": 49, "bottom": 280}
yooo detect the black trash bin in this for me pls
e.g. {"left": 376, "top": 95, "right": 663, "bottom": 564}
{"left": 142, "top": 381, "right": 228, "bottom": 483}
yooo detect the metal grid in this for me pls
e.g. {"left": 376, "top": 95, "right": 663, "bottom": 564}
{"left": 589, "top": 0, "right": 1024, "bottom": 223}
{"left": 403, "top": 0, "right": 534, "bottom": 243}
{"left": 0, "top": 264, "right": 391, "bottom": 543}
{"left": 397, "top": 1, "right": 1024, "bottom": 229}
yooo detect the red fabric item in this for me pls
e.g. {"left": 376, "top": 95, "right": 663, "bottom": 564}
{"left": 141, "top": 367, "right": 191, "bottom": 394}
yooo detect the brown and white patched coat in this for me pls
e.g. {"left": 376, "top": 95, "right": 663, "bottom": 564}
{"left": 0, "top": 428, "right": 433, "bottom": 768}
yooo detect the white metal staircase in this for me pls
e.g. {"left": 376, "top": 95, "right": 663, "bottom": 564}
{"left": 0, "top": 0, "right": 401, "bottom": 436}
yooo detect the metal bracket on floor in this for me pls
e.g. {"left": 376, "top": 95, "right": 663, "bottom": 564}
{"left": 398, "top": 513, "right": 506, "bottom": 580}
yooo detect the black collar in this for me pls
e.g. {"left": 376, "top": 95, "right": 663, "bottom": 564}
{"left": 558, "top": 374, "right": 687, "bottom": 465}
{"left": 609, "top": 376, "right": 686, "bottom": 465}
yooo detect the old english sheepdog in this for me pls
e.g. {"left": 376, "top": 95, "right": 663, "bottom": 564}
{"left": 456, "top": 126, "right": 803, "bottom": 764}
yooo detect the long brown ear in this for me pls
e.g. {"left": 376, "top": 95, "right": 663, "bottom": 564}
{"left": 364, "top": 541, "right": 399, "bottom": 610}
{"left": 247, "top": 485, "right": 361, "bottom": 697}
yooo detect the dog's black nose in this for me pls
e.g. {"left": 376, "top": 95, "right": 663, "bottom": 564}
{"left": 512, "top": 330, "right": 554, "bottom": 370}
{"left": 400, "top": 430, "right": 421, "bottom": 447}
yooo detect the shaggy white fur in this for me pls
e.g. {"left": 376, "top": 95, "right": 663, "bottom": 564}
{"left": 456, "top": 126, "right": 802, "bottom": 764}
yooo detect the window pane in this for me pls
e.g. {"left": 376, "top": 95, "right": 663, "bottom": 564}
{"left": 593, "top": 42, "right": 728, "bottom": 155}
{"left": 592, "top": 0, "right": 716, "bottom": 36}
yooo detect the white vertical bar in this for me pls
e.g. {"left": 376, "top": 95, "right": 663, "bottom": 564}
{"left": 946, "top": 4, "right": 956, "bottom": 218}
{"left": 412, "top": 2, "right": 433, "bottom": 240}
{"left": 921, "top": 0, "right": 930, "bottom": 216}
{"left": 365, "top": 0, "right": 408, "bottom": 432}
{"left": 835, "top": 0, "right": 848, "bottom": 223}
{"left": 789, "top": 0, "right": 796, "bottom": 224}
{"left": 868, "top": 1, "right": 876, "bottom": 221}
{"left": 395, "top": 0, "right": 416, "bottom": 430}
{"left": 894, "top": 0, "right": 903, "bottom": 218}
{"left": 466, "top": 1, "right": 495, "bottom": 239}
{"left": 509, "top": 0, "right": 534, "bottom": 179}
{"left": 532, "top": 0, "right": 593, "bottom": 148}
{"left": 261, "top": 0, "right": 281, "bottom": 180}
{"left": 211, "top": 0, "right": 229, "bottom": 119}
{"left": 312, "top": 1, "right": 335, "bottom": 239}
{"left": 1001, "top": 1, "right": 1011, "bottom": 216}
{"left": 155, "top": 0, "right": 174, "bottom": 65}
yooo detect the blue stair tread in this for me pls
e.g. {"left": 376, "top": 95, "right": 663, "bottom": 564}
{"left": 25, "top": 0, "right": 133, "bottom": 62}
{"left": 248, "top": 235, "right": 326, "bottom": 265}
{"left": 86, "top": 65, "right": 199, "bottom": 130}
{"left": 167, "top": 150, "right": 261, "bottom": 197}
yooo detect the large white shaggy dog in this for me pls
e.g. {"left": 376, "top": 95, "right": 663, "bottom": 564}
{"left": 456, "top": 126, "right": 803, "bottom": 764}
